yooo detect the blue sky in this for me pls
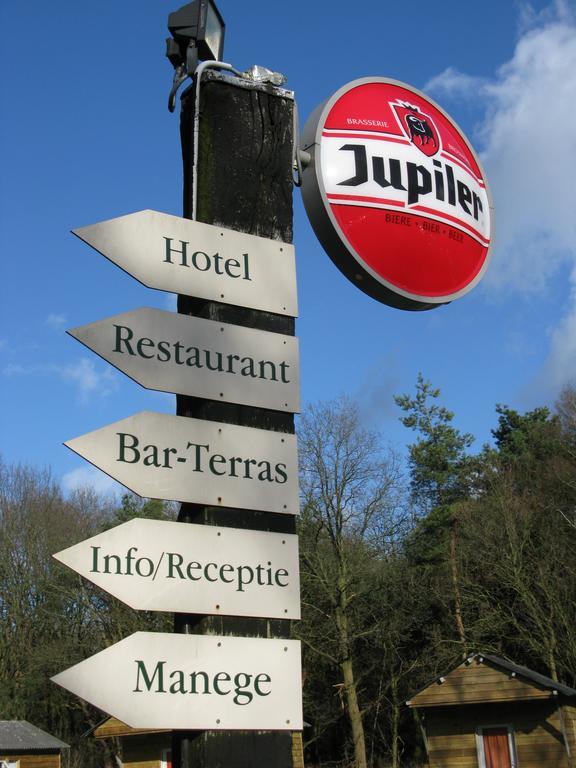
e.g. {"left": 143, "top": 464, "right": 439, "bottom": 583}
{"left": 1, "top": 0, "right": 575, "bottom": 496}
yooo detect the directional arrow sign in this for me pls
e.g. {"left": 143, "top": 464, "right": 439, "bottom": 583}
{"left": 54, "top": 518, "right": 301, "bottom": 619}
{"left": 65, "top": 412, "right": 299, "bottom": 515}
{"left": 68, "top": 308, "right": 300, "bottom": 413}
{"left": 72, "top": 210, "right": 298, "bottom": 316}
{"left": 52, "top": 632, "right": 302, "bottom": 730}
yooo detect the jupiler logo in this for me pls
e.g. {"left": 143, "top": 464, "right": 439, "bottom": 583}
{"left": 334, "top": 142, "right": 484, "bottom": 225}
{"left": 392, "top": 100, "right": 440, "bottom": 158}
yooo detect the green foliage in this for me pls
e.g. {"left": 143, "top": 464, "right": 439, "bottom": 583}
{"left": 297, "top": 397, "right": 404, "bottom": 768}
{"left": 2, "top": 381, "right": 576, "bottom": 768}
{"left": 113, "top": 493, "right": 176, "bottom": 524}
{"left": 491, "top": 404, "right": 560, "bottom": 462}
{"left": 394, "top": 373, "right": 474, "bottom": 580}
{"left": 394, "top": 373, "right": 474, "bottom": 512}
{"left": 0, "top": 463, "right": 171, "bottom": 768}
{"left": 403, "top": 505, "right": 453, "bottom": 565}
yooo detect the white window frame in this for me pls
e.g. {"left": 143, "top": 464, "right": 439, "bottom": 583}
{"left": 0, "top": 761, "right": 20, "bottom": 768}
{"left": 475, "top": 724, "right": 518, "bottom": 768}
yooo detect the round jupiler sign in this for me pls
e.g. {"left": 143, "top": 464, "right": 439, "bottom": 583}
{"left": 300, "top": 78, "right": 493, "bottom": 310}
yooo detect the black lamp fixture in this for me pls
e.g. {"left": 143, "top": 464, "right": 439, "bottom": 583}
{"left": 166, "top": 0, "right": 226, "bottom": 110}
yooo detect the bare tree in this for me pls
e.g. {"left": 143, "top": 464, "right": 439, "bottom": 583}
{"left": 459, "top": 462, "right": 576, "bottom": 685}
{"left": 0, "top": 459, "right": 170, "bottom": 767}
{"left": 555, "top": 382, "right": 576, "bottom": 530}
{"left": 297, "top": 398, "right": 402, "bottom": 768}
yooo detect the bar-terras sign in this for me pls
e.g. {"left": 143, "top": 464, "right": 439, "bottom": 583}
{"left": 301, "top": 77, "right": 493, "bottom": 311}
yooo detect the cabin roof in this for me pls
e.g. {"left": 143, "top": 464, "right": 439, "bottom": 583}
{"left": 406, "top": 652, "right": 576, "bottom": 708}
{"left": 87, "top": 716, "right": 171, "bottom": 739}
{"left": 0, "top": 721, "right": 69, "bottom": 752}
{"left": 479, "top": 653, "right": 576, "bottom": 698}
{"left": 89, "top": 715, "right": 312, "bottom": 740}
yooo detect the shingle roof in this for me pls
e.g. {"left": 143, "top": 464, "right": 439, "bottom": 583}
{"left": 0, "top": 721, "right": 69, "bottom": 752}
{"left": 478, "top": 653, "right": 576, "bottom": 698}
{"left": 406, "top": 651, "right": 576, "bottom": 706}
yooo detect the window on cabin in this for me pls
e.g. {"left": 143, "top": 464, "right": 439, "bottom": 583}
{"left": 476, "top": 725, "right": 517, "bottom": 768}
{"left": 0, "top": 761, "right": 20, "bottom": 768}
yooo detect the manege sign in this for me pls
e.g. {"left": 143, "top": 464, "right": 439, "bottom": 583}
{"left": 301, "top": 77, "right": 493, "bottom": 311}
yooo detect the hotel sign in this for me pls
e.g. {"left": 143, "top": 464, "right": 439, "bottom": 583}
{"left": 73, "top": 210, "right": 298, "bottom": 316}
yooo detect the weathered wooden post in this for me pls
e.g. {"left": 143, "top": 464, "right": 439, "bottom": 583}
{"left": 53, "top": 7, "right": 302, "bottom": 764}
{"left": 171, "top": 65, "right": 298, "bottom": 768}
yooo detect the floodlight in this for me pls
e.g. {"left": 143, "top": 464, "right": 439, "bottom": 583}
{"left": 167, "top": 0, "right": 225, "bottom": 67}
{"left": 166, "top": 0, "right": 225, "bottom": 111}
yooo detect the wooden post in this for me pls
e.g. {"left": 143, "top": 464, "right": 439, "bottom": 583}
{"left": 171, "top": 70, "right": 296, "bottom": 768}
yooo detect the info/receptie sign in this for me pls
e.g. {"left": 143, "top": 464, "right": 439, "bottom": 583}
{"left": 68, "top": 307, "right": 300, "bottom": 413}
{"left": 52, "top": 632, "right": 303, "bottom": 730}
{"left": 54, "top": 518, "right": 301, "bottom": 619}
{"left": 65, "top": 412, "right": 299, "bottom": 515}
{"left": 72, "top": 210, "right": 298, "bottom": 316}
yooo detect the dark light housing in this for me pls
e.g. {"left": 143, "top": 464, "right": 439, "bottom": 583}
{"left": 167, "top": 0, "right": 225, "bottom": 64}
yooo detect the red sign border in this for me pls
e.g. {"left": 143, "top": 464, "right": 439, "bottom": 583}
{"left": 300, "top": 77, "right": 494, "bottom": 311}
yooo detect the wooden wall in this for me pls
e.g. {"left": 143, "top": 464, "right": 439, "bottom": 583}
{"left": 562, "top": 705, "right": 576, "bottom": 768}
{"left": 120, "top": 732, "right": 171, "bottom": 768}
{"left": 291, "top": 732, "right": 304, "bottom": 768}
{"left": 409, "top": 657, "right": 553, "bottom": 707}
{"left": 94, "top": 719, "right": 305, "bottom": 768}
{"left": 93, "top": 717, "right": 170, "bottom": 740}
{"left": 0, "top": 754, "right": 60, "bottom": 768}
{"left": 423, "top": 701, "right": 571, "bottom": 768}
{"left": 119, "top": 732, "right": 304, "bottom": 768}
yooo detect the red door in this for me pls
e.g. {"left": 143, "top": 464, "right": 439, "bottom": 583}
{"left": 482, "top": 727, "right": 512, "bottom": 768}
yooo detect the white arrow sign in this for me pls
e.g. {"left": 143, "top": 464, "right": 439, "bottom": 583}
{"left": 52, "top": 632, "right": 302, "bottom": 730}
{"left": 54, "top": 518, "right": 301, "bottom": 619}
{"left": 65, "top": 412, "right": 299, "bottom": 515}
{"left": 72, "top": 210, "right": 298, "bottom": 316}
{"left": 68, "top": 308, "right": 300, "bottom": 413}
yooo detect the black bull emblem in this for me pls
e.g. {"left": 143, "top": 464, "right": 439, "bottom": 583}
{"left": 405, "top": 114, "right": 437, "bottom": 148}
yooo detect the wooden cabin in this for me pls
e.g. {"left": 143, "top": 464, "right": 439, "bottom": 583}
{"left": 93, "top": 717, "right": 305, "bottom": 768}
{"left": 406, "top": 653, "right": 576, "bottom": 768}
{"left": 93, "top": 717, "right": 172, "bottom": 768}
{"left": 0, "top": 721, "right": 69, "bottom": 768}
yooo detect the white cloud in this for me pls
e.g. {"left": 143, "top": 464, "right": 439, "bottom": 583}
{"left": 355, "top": 362, "right": 402, "bottom": 426}
{"left": 3, "top": 363, "right": 25, "bottom": 374}
{"left": 3, "top": 357, "right": 117, "bottom": 401}
{"left": 62, "top": 465, "right": 121, "bottom": 497}
{"left": 424, "top": 67, "right": 488, "bottom": 101}
{"left": 425, "top": 8, "right": 576, "bottom": 296}
{"left": 479, "top": 19, "right": 576, "bottom": 295}
{"left": 46, "top": 313, "right": 67, "bottom": 330}
{"left": 518, "top": 0, "right": 575, "bottom": 34}
{"left": 164, "top": 293, "right": 178, "bottom": 312}
{"left": 478, "top": 12, "right": 576, "bottom": 395}
{"left": 61, "top": 358, "right": 116, "bottom": 399}
{"left": 426, "top": 4, "right": 576, "bottom": 396}
{"left": 537, "top": 264, "right": 576, "bottom": 391}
